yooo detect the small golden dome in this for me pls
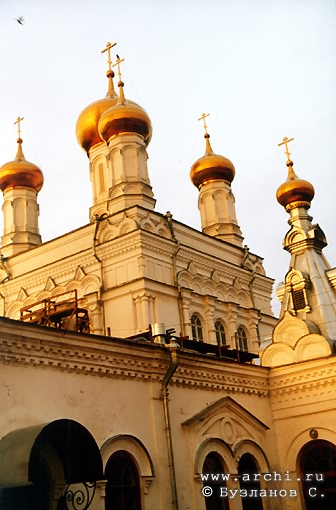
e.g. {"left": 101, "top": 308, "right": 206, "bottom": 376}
{"left": 0, "top": 138, "right": 43, "bottom": 192}
{"left": 98, "top": 81, "right": 152, "bottom": 146}
{"left": 276, "top": 160, "right": 315, "bottom": 210}
{"left": 76, "top": 70, "right": 119, "bottom": 153}
{"left": 190, "top": 134, "right": 235, "bottom": 189}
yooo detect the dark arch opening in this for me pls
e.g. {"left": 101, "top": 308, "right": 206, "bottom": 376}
{"left": 0, "top": 419, "right": 103, "bottom": 510}
{"left": 29, "top": 419, "right": 103, "bottom": 484}
{"left": 299, "top": 440, "right": 336, "bottom": 510}
{"left": 202, "top": 452, "right": 229, "bottom": 510}
{"left": 105, "top": 451, "right": 142, "bottom": 510}
{"left": 238, "top": 453, "right": 263, "bottom": 510}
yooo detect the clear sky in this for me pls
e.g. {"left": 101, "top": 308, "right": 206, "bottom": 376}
{"left": 0, "top": 0, "right": 335, "bottom": 316}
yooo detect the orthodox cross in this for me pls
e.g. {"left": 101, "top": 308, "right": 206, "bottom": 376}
{"left": 101, "top": 41, "right": 117, "bottom": 72}
{"left": 113, "top": 55, "right": 125, "bottom": 82}
{"left": 278, "top": 136, "right": 294, "bottom": 162}
{"left": 198, "top": 112, "right": 210, "bottom": 135}
{"left": 14, "top": 116, "right": 24, "bottom": 138}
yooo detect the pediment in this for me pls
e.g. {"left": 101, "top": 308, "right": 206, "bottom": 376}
{"left": 182, "top": 396, "right": 269, "bottom": 446}
{"left": 17, "top": 287, "right": 28, "bottom": 302}
{"left": 73, "top": 265, "right": 86, "bottom": 282}
{"left": 44, "top": 276, "right": 56, "bottom": 292}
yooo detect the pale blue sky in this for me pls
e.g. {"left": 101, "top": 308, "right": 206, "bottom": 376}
{"left": 0, "top": 0, "right": 335, "bottom": 315}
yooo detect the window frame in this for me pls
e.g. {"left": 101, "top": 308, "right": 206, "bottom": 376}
{"left": 236, "top": 326, "right": 248, "bottom": 352}
{"left": 191, "top": 313, "right": 203, "bottom": 342}
{"left": 214, "top": 319, "right": 226, "bottom": 346}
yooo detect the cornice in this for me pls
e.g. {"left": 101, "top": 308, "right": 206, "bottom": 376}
{"left": 268, "top": 357, "right": 336, "bottom": 401}
{"left": 0, "top": 320, "right": 269, "bottom": 395}
{"left": 98, "top": 233, "right": 271, "bottom": 294}
{"left": 2, "top": 251, "right": 96, "bottom": 297}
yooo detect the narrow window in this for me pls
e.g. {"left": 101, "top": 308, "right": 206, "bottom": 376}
{"left": 202, "top": 452, "right": 229, "bottom": 510}
{"left": 214, "top": 320, "right": 226, "bottom": 346}
{"left": 191, "top": 314, "right": 203, "bottom": 342}
{"left": 98, "top": 163, "right": 105, "bottom": 193}
{"left": 237, "top": 326, "right": 248, "bottom": 351}
{"left": 238, "top": 453, "right": 263, "bottom": 510}
{"left": 105, "top": 451, "right": 141, "bottom": 510}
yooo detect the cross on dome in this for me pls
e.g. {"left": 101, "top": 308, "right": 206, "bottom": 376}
{"left": 101, "top": 41, "right": 117, "bottom": 72}
{"left": 278, "top": 136, "right": 294, "bottom": 163}
{"left": 198, "top": 112, "right": 210, "bottom": 136}
{"left": 14, "top": 116, "right": 24, "bottom": 139}
{"left": 113, "top": 55, "right": 125, "bottom": 82}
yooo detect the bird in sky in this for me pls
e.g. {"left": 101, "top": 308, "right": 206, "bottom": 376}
{"left": 16, "top": 17, "right": 24, "bottom": 25}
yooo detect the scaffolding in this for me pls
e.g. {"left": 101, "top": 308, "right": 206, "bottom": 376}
{"left": 20, "top": 290, "right": 90, "bottom": 333}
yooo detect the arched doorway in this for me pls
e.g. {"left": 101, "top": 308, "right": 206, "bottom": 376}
{"left": 105, "top": 451, "right": 142, "bottom": 510}
{"left": 238, "top": 453, "right": 263, "bottom": 510}
{"left": 299, "top": 440, "right": 336, "bottom": 510}
{"left": 202, "top": 452, "right": 229, "bottom": 510}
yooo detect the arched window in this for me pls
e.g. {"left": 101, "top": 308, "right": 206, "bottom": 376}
{"left": 214, "top": 320, "right": 226, "bottom": 346}
{"left": 202, "top": 452, "right": 229, "bottom": 510}
{"left": 238, "top": 453, "right": 263, "bottom": 510}
{"left": 191, "top": 314, "right": 203, "bottom": 342}
{"left": 105, "top": 451, "right": 142, "bottom": 510}
{"left": 237, "top": 326, "right": 248, "bottom": 351}
{"left": 299, "top": 440, "right": 336, "bottom": 510}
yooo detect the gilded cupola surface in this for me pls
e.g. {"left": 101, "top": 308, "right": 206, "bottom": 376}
{"left": 0, "top": 117, "right": 43, "bottom": 193}
{"left": 98, "top": 56, "right": 152, "bottom": 146}
{"left": 276, "top": 137, "right": 314, "bottom": 210}
{"left": 190, "top": 132, "right": 235, "bottom": 189}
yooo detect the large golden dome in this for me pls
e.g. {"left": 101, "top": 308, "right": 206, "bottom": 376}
{"left": 0, "top": 138, "right": 43, "bottom": 192}
{"left": 276, "top": 160, "right": 315, "bottom": 210}
{"left": 190, "top": 134, "right": 235, "bottom": 189}
{"left": 98, "top": 81, "right": 152, "bottom": 146}
{"left": 76, "top": 70, "right": 119, "bottom": 153}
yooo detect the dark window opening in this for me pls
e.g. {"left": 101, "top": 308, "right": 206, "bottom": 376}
{"left": 191, "top": 314, "right": 203, "bottom": 342}
{"left": 299, "top": 440, "right": 336, "bottom": 510}
{"left": 215, "top": 320, "right": 226, "bottom": 346}
{"left": 105, "top": 451, "right": 141, "bottom": 510}
{"left": 237, "top": 326, "right": 248, "bottom": 352}
{"left": 202, "top": 452, "right": 229, "bottom": 510}
{"left": 238, "top": 453, "right": 263, "bottom": 510}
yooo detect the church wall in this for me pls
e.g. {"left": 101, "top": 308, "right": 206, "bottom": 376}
{"left": 0, "top": 318, "right": 283, "bottom": 510}
{"left": 269, "top": 357, "right": 336, "bottom": 469}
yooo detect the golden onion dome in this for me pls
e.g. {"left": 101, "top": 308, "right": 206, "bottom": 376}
{"left": 190, "top": 133, "right": 235, "bottom": 189}
{"left": 76, "top": 70, "right": 119, "bottom": 153}
{"left": 98, "top": 80, "right": 152, "bottom": 146}
{"left": 0, "top": 138, "right": 43, "bottom": 192}
{"left": 276, "top": 160, "right": 315, "bottom": 210}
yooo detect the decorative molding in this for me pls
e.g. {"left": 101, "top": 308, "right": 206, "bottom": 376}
{"left": 0, "top": 326, "right": 269, "bottom": 396}
{"left": 182, "top": 396, "right": 269, "bottom": 433}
